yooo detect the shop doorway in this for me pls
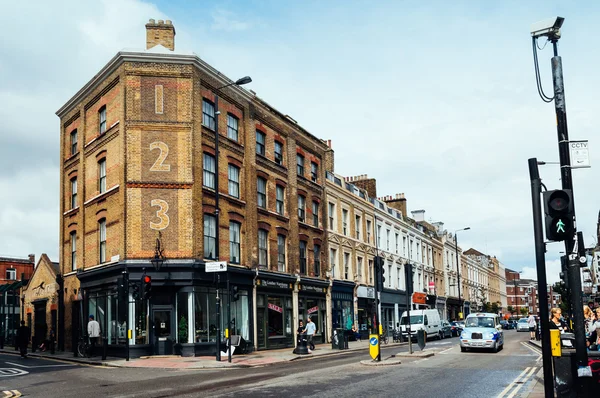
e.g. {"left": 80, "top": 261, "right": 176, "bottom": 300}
{"left": 33, "top": 301, "right": 47, "bottom": 344}
{"left": 152, "top": 308, "right": 173, "bottom": 355}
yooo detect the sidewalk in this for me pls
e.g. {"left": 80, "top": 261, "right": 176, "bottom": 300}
{"left": 0, "top": 340, "right": 405, "bottom": 369}
{"left": 524, "top": 339, "right": 547, "bottom": 398}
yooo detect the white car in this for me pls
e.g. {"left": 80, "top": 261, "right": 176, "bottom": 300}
{"left": 516, "top": 318, "right": 530, "bottom": 332}
{"left": 460, "top": 313, "right": 504, "bottom": 353}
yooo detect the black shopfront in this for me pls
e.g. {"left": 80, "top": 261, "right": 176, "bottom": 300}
{"left": 298, "top": 277, "right": 328, "bottom": 345}
{"left": 332, "top": 280, "right": 355, "bottom": 331}
{"left": 76, "top": 261, "right": 254, "bottom": 358}
{"left": 255, "top": 271, "right": 295, "bottom": 350}
{"left": 357, "top": 286, "right": 375, "bottom": 337}
{"left": 381, "top": 289, "right": 406, "bottom": 332}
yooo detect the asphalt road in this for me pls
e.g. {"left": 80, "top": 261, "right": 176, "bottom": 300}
{"left": 0, "top": 330, "right": 539, "bottom": 398}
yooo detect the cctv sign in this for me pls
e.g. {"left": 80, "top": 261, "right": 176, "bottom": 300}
{"left": 569, "top": 140, "right": 590, "bottom": 169}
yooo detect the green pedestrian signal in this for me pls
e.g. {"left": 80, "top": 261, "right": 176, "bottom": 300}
{"left": 543, "top": 189, "right": 574, "bottom": 242}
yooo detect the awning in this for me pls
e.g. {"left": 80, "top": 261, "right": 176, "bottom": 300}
{"left": 0, "top": 280, "right": 23, "bottom": 293}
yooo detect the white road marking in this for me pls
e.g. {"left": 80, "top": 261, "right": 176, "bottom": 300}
{"left": 0, "top": 368, "right": 29, "bottom": 377}
{"left": 520, "top": 342, "right": 543, "bottom": 362}
{"left": 506, "top": 366, "right": 537, "bottom": 398}
{"left": 497, "top": 367, "right": 530, "bottom": 398}
{"left": 5, "top": 361, "right": 75, "bottom": 369}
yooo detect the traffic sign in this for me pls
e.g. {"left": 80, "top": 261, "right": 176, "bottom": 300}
{"left": 569, "top": 140, "right": 590, "bottom": 168}
{"left": 369, "top": 334, "right": 380, "bottom": 360}
{"left": 205, "top": 261, "right": 227, "bottom": 272}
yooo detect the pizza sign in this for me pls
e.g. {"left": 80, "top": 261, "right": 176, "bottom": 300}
{"left": 268, "top": 303, "right": 282, "bottom": 313}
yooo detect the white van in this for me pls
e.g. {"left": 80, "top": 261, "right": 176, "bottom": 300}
{"left": 399, "top": 309, "right": 442, "bottom": 340}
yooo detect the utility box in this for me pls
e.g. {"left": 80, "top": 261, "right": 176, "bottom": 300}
{"left": 417, "top": 330, "right": 426, "bottom": 351}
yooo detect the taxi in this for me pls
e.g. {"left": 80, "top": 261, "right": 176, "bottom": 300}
{"left": 459, "top": 312, "right": 504, "bottom": 353}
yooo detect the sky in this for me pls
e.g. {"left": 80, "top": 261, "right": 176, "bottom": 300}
{"left": 1, "top": 0, "right": 598, "bottom": 284}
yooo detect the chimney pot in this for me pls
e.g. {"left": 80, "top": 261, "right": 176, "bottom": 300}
{"left": 166, "top": 19, "right": 172, "bottom": 25}
{"left": 146, "top": 17, "right": 176, "bottom": 51}
{"left": 149, "top": 19, "right": 155, "bottom": 24}
{"left": 158, "top": 19, "right": 164, "bottom": 24}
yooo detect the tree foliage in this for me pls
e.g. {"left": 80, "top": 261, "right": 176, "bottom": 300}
{"left": 507, "top": 305, "right": 514, "bottom": 314}
{"left": 520, "top": 307, "right": 529, "bottom": 316}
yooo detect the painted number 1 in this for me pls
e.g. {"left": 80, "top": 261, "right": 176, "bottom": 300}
{"left": 150, "top": 199, "right": 170, "bottom": 230}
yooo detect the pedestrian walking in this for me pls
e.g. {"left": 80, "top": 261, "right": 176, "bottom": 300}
{"left": 87, "top": 315, "right": 101, "bottom": 357}
{"left": 16, "top": 321, "right": 30, "bottom": 358}
{"left": 304, "top": 317, "right": 316, "bottom": 351}
{"left": 527, "top": 312, "right": 537, "bottom": 340}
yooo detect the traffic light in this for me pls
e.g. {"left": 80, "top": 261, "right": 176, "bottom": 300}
{"left": 132, "top": 282, "right": 141, "bottom": 300}
{"left": 231, "top": 285, "right": 239, "bottom": 302}
{"left": 374, "top": 256, "right": 385, "bottom": 291}
{"left": 543, "top": 189, "right": 574, "bottom": 242}
{"left": 559, "top": 255, "right": 569, "bottom": 290}
{"left": 142, "top": 275, "right": 152, "bottom": 300}
{"left": 404, "top": 262, "right": 414, "bottom": 296}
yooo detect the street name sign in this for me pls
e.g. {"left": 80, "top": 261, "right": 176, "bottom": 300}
{"left": 205, "top": 261, "right": 227, "bottom": 272}
{"left": 569, "top": 140, "right": 590, "bottom": 168}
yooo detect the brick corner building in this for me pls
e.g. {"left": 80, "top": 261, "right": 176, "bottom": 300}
{"left": 56, "top": 20, "right": 330, "bottom": 356}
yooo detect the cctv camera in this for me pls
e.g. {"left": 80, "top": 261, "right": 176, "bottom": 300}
{"left": 530, "top": 16, "right": 565, "bottom": 39}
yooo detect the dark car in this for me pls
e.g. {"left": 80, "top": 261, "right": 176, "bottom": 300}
{"left": 439, "top": 320, "right": 453, "bottom": 339}
{"left": 500, "top": 320, "right": 510, "bottom": 329}
{"left": 507, "top": 320, "right": 517, "bottom": 329}
{"left": 450, "top": 321, "right": 463, "bottom": 337}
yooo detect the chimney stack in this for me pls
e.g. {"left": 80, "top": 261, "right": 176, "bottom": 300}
{"left": 28, "top": 254, "right": 35, "bottom": 264}
{"left": 383, "top": 193, "right": 407, "bottom": 217}
{"left": 146, "top": 18, "right": 176, "bottom": 51}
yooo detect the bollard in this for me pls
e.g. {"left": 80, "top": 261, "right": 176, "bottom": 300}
{"left": 31, "top": 336, "right": 36, "bottom": 353}
{"left": 295, "top": 333, "right": 309, "bottom": 355}
{"left": 102, "top": 336, "right": 108, "bottom": 360}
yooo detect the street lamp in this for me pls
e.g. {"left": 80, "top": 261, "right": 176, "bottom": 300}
{"left": 454, "top": 227, "right": 470, "bottom": 320}
{"left": 212, "top": 76, "right": 252, "bottom": 363}
{"left": 150, "top": 232, "right": 165, "bottom": 272}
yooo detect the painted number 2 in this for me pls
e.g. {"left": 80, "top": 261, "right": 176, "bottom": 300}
{"left": 150, "top": 199, "right": 170, "bottom": 230}
{"left": 150, "top": 141, "right": 171, "bottom": 172}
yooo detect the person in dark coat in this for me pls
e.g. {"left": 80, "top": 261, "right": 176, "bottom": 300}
{"left": 16, "top": 321, "right": 31, "bottom": 358}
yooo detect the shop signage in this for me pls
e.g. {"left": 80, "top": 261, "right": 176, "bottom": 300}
{"left": 257, "top": 279, "right": 292, "bottom": 290}
{"left": 307, "top": 306, "right": 319, "bottom": 314}
{"left": 412, "top": 292, "right": 427, "bottom": 304}
{"left": 268, "top": 303, "right": 282, "bottom": 313}
{"left": 205, "top": 261, "right": 228, "bottom": 272}
{"left": 299, "top": 284, "right": 326, "bottom": 293}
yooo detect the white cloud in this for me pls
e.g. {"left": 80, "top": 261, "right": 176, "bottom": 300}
{"left": 210, "top": 8, "right": 251, "bottom": 32}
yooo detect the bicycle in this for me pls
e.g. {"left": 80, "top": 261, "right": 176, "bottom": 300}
{"left": 392, "top": 329, "right": 402, "bottom": 343}
{"left": 77, "top": 335, "right": 90, "bottom": 358}
{"left": 380, "top": 329, "right": 389, "bottom": 345}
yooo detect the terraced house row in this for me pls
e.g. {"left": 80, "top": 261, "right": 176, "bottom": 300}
{"left": 41, "top": 19, "right": 507, "bottom": 357}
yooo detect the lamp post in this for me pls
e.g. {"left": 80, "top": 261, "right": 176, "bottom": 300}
{"left": 454, "top": 227, "right": 470, "bottom": 320}
{"left": 213, "top": 76, "right": 252, "bottom": 362}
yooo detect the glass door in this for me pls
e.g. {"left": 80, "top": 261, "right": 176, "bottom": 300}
{"left": 153, "top": 310, "right": 172, "bottom": 340}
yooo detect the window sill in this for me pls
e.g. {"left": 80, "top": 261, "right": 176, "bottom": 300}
{"left": 63, "top": 207, "right": 80, "bottom": 217}
{"left": 84, "top": 120, "right": 120, "bottom": 149}
{"left": 84, "top": 185, "right": 120, "bottom": 207}
{"left": 222, "top": 194, "right": 246, "bottom": 207}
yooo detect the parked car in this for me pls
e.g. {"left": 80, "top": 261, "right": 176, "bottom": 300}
{"left": 507, "top": 320, "right": 517, "bottom": 329}
{"left": 450, "top": 321, "right": 463, "bottom": 337}
{"left": 500, "top": 320, "right": 509, "bottom": 329}
{"left": 517, "top": 318, "right": 530, "bottom": 332}
{"left": 439, "top": 320, "right": 453, "bottom": 339}
{"left": 460, "top": 312, "right": 504, "bottom": 353}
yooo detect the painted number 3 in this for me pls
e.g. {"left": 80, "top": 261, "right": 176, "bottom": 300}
{"left": 150, "top": 141, "right": 171, "bottom": 172}
{"left": 150, "top": 199, "right": 170, "bottom": 230}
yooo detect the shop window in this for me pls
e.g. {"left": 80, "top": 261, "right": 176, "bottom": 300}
{"left": 203, "top": 214, "right": 216, "bottom": 259}
{"left": 268, "top": 297, "right": 285, "bottom": 337}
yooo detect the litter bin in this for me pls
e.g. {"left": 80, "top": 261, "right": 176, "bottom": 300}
{"left": 416, "top": 329, "right": 426, "bottom": 351}
{"left": 295, "top": 333, "right": 309, "bottom": 355}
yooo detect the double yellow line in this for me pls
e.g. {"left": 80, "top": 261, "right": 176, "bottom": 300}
{"left": 497, "top": 366, "right": 538, "bottom": 398}
{"left": 2, "top": 390, "right": 21, "bottom": 398}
